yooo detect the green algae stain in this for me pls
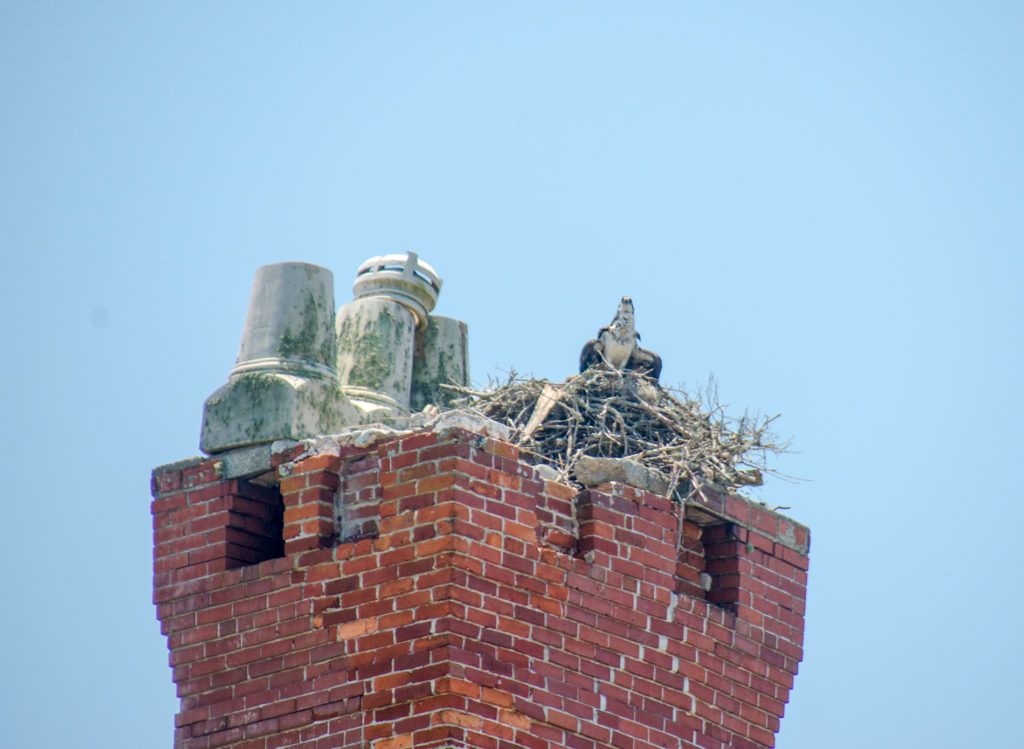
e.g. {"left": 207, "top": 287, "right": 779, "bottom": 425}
{"left": 338, "top": 304, "right": 411, "bottom": 390}
{"left": 277, "top": 291, "right": 336, "bottom": 369}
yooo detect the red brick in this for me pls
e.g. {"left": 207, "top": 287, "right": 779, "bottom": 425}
{"left": 296, "top": 454, "right": 342, "bottom": 473}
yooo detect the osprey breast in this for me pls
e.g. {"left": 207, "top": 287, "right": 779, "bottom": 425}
{"left": 600, "top": 328, "right": 636, "bottom": 370}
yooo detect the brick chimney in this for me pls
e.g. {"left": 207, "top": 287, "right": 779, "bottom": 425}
{"left": 153, "top": 258, "right": 808, "bottom": 749}
{"left": 153, "top": 418, "right": 808, "bottom": 749}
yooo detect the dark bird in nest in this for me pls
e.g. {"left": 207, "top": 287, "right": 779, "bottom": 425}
{"left": 579, "top": 296, "right": 662, "bottom": 382}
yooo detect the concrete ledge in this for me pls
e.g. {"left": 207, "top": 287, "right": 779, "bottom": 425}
{"left": 572, "top": 456, "right": 670, "bottom": 495}
{"left": 687, "top": 484, "right": 810, "bottom": 554}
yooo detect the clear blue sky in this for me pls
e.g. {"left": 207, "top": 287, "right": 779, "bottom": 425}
{"left": 3, "top": 3, "right": 1022, "bottom": 747}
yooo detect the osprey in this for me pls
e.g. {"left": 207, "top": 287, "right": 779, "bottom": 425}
{"left": 579, "top": 296, "right": 662, "bottom": 381}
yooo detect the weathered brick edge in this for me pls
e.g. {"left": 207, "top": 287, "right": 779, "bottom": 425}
{"left": 152, "top": 425, "right": 809, "bottom": 749}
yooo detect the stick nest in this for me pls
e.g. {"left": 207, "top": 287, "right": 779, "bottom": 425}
{"left": 443, "top": 368, "right": 789, "bottom": 499}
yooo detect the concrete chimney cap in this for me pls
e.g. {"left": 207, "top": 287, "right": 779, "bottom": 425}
{"left": 352, "top": 252, "right": 442, "bottom": 329}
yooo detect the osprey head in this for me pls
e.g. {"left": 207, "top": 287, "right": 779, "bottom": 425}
{"left": 598, "top": 296, "right": 638, "bottom": 369}
{"left": 610, "top": 296, "right": 635, "bottom": 331}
